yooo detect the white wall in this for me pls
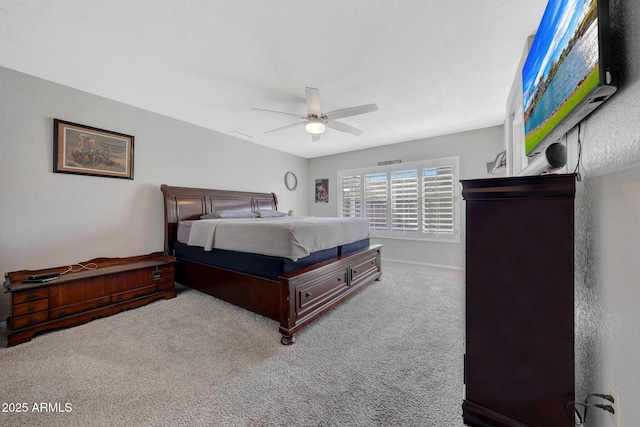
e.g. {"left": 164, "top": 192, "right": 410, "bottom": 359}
{"left": 308, "top": 126, "right": 504, "bottom": 269}
{"left": 0, "top": 66, "right": 308, "bottom": 318}
{"left": 504, "top": 0, "right": 640, "bottom": 424}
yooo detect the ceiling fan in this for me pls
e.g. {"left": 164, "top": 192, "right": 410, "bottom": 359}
{"left": 252, "top": 87, "right": 378, "bottom": 142}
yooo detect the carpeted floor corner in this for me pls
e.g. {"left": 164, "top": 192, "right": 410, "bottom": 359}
{"left": 0, "top": 261, "right": 465, "bottom": 427}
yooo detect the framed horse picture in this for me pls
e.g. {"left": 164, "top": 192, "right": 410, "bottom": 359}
{"left": 53, "top": 119, "right": 134, "bottom": 180}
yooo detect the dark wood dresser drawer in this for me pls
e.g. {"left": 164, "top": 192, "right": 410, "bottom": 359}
{"left": 156, "top": 280, "right": 175, "bottom": 291}
{"left": 296, "top": 269, "right": 349, "bottom": 319}
{"left": 50, "top": 296, "right": 111, "bottom": 319}
{"left": 112, "top": 285, "right": 157, "bottom": 303}
{"left": 13, "top": 299, "right": 49, "bottom": 317}
{"left": 13, "top": 311, "right": 49, "bottom": 329}
{"left": 13, "top": 287, "right": 49, "bottom": 304}
{"left": 350, "top": 253, "right": 380, "bottom": 286}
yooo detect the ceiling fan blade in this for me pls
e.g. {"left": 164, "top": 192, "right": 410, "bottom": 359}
{"left": 251, "top": 107, "right": 306, "bottom": 120}
{"left": 305, "top": 87, "right": 322, "bottom": 116}
{"left": 324, "top": 103, "right": 378, "bottom": 120}
{"left": 265, "top": 121, "right": 306, "bottom": 134}
{"left": 311, "top": 133, "right": 322, "bottom": 142}
{"left": 326, "top": 120, "right": 364, "bottom": 136}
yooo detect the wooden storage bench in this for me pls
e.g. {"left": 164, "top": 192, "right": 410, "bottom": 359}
{"left": 3, "top": 252, "right": 176, "bottom": 346}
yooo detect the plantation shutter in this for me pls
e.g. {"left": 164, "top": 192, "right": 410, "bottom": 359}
{"left": 363, "top": 172, "right": 388, "bottom": 230}
{"left": 340, "top": 175, "right": 361, "bottom": 217}
{"left": 391, "top": 169, "right": 418, "bottom": 231}
{"left": 338, "top": 157, "right": 458, "bottom": 242}
{"left": 422, "top": 166, "right": 455, "bottom": 234}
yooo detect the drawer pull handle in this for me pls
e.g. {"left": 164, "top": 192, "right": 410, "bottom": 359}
{"left": 59, "top": 309, "right": 66, "bottom": 316}
{"left": 28, "top": 292, "right": 36, "bottom": 299}
{"left": 28, "top": 305, "right": 36, "bottom": 311}
{"left": 148, "top": 288, "right": 155, "bottom": 293}
{"left": 117, "top": 295, "right": 123, "bottom": 301}
{"left": 353, "top": 270, "right": 358, "bottom": 274}
{"left": 337, "top": 277, "right": 342, "bottom": 282}
{"left": 99, "top": 300, "right": 107, "bottom": 306}
{"left": 28, "top": 317, "right": 36, "bottom": 324}
{"left": 305, "top": 292, "right": 312, "bottom": 299}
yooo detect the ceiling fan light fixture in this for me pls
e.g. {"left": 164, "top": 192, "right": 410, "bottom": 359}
{"left": 254, "top": 88, "right": 377, "bottom": 138}
{"left": 305, "top": 117, "right": 326, "bottom": 134}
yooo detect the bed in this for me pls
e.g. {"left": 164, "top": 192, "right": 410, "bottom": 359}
{"left": 161, "top": 184, "right": 382, "bottom": 344}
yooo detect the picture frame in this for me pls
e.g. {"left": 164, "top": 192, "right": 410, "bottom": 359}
{"left": 53, "top": 119, "right": 134, "bottom": 180}
{"left": 315, "top": 178, "right": 329, "bottom": 203}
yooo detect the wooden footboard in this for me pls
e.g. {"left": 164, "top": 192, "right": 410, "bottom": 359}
{"left": 278, "top": 244, "right": 382, "bottom": 344}
{"left": 176, "top": 244, "right": 382, "bottom": 344}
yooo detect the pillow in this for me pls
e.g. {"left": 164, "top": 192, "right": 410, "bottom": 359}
{"left": 200, "top": 210, "right": 257, "bottom": 219}
{"left": 252, "top": 209, "right": 288, "bottom": 218}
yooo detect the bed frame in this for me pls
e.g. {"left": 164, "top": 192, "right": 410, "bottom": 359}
{"left": 161, "top": 184, "right": 382, "bottom": 344}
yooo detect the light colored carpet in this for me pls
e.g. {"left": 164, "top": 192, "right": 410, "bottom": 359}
{"left": 0, "top": 261, "right": 465, "bottom": 427}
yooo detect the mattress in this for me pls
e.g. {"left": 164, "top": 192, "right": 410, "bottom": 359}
{"left": 174, "top": 239, "right": 370, "bottom": 281}
{"left": 179, "top": 216, "right": 370, "bottom": 261}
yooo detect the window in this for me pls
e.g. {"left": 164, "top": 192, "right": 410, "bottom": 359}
{"left": 422, "top": 165, "right": 455, "bottom": 234}
{"left": 340, "top": 175, "right": 361, "bottom": 217}
{"left": 338, "top": 157, "right": 459, "bottom": 242}
{"left": 364, "top": 172, "right": 387, "bottom": 230}
{"left": 391, "top": 169, "right": 418, "bottom": 232}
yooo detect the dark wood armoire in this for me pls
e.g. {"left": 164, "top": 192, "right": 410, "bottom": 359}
{"left": 461, "top": 174, "right": 576, "bottom": 427}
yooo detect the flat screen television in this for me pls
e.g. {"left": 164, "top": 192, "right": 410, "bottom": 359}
{"left": 522, "top": 0, "right": 616, "bottom": 160}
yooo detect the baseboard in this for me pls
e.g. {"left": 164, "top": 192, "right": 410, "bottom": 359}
{"left": 382, "top": 257, "right": 464, "bottom": 271}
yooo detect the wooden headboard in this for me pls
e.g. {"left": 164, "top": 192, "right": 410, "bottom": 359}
{"left": 160, "top": 184, "right": 278, "bottom": 254}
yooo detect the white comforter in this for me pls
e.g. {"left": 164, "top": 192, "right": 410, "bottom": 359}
{"left": 186, "top": 216, "right": 370, "bottom": 261}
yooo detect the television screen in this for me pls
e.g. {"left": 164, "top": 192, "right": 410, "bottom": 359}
{"left": 522, "top": 0, "right": 616, "bottom": 158}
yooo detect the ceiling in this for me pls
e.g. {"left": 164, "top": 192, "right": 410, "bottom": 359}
{"left": 0, "top": 0, "right": 547, "bottom": 159}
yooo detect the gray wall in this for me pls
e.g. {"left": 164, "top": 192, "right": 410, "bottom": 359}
{"left": 568, "top": 0, "right": 640, "bottom": 424}
{"left": 0, "top": 66, "right": 308, "bottom": 319}
{"left": 308, "top": 126, "right": 504, "bottom": 269}
{"left": 501, "top": 0, "right": 640, "bottom": 423}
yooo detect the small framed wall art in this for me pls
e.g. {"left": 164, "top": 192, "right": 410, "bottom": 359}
{"left": 315, "top": 178, "right": 329, "bottom": 203}
{"left": 53, "top": 119, "right": 134, "bottom": 180}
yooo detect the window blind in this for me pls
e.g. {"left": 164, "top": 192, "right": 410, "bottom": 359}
{"left": 340, "top": 175, "right": 361, "bottom": 217}
{"left": 391, "top": 169, "right": 418, "bottom": 231}
{"left": 422, "top": 166, "right": 454, "bottom": 234}
{"left": 364, "top": 172, "right": 388, "bottom": 230}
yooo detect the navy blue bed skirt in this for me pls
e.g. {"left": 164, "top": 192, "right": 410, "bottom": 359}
{"left": 174, "top": 238, "right": 370, "bottom": 281}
